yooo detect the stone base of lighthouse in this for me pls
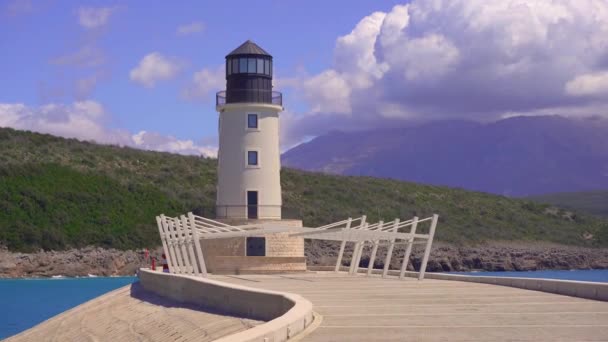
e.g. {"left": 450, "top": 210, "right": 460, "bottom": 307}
{"left": 201, "top": 219, "right": 306, "bottom": 274}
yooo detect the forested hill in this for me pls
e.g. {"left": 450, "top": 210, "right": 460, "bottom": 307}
{"left": 1, "top": 127, "right": 607, "bottom": 252}
{"left": 529, "top": 191, "right": 608, "bottom": 218}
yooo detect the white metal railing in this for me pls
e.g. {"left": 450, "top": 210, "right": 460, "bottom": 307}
{"left": 157, "top": 214, "right": 207, "bottom": 277}
{"left": 155, "top": 211, "right": 439, "bottom": 280}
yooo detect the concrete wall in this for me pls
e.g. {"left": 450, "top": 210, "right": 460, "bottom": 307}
{"left": 266, "top": 233, "right": 304, "bottom": 257}
{"left": 201, "top": 237, "right": 246, "bottom": 259}
{"left": 199, "top": 219, "right": 305, "bottom": 274}
{"left": 412, "top": 271, "right": 608, "bottom": 302}
{"left": 216, "top": 103, "right": 283, "bottom": 220}
{"left": 201, "top": 234, "right": 306, "bottom": 274}
{"left": 138, "top": 269, "right": 313, "bottom": 342}
{"left": 211, "top": 256, "right": 307, "bottom": 274}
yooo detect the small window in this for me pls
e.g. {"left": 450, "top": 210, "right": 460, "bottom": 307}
{"left": 232, "top": 58, "right": 239, "bottom": 73}
{"left": 247, "top": 114, "right": 258, "bottom": 129}
{"left": 257, "top": 59, "right": 264, "bottom": 74}
{"left": 247, "top": 151, "right": 258, "bottom": 166}
{"left": 264, "top": 59, "right": 270, "bottom": 75}
{"left": 248, "top": 58, "right": 256, "bottom": 73}
{"left": 227, "top": 60, "right": 232, "bottom": 75}
{"left": 239, "top": 58, "right": 247, "bottom": 73}
{"left": 247, "top": 237, "right": 265, "bottom": 256}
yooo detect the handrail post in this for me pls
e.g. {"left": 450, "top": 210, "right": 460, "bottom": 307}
{"left": 382, "top": 218, "right": 400, "bottom": 278}
{"left": 367, "top": 221, "right": 383, "bottom": 276}
{"left": 181, "top": 215, "right": 200, "bottom": 276}
{"left": 334, "top": 217, "right": 352, "bottom": 272}
{"left": 156, "top": 215, "right": 174, "bottom": 273}
{"left": 352, "top": 238, "right": 366, "bottom": 275}
{"left": 189, "top": 212, "right": 208, "bottom": 277}
{"left": 174, "top": 217, "right": 193, "bottom": 274}
{"left": 161, "top": 215, "right": 181, "bottom": 274}
{"left": 399, "top": 216, "right": 418, "bottom": 279}
{"left": 418, "top": 214, "right": 438, "bottom": 281}
{"left": 348, "top": 216, "right": 366, "bottom": 275}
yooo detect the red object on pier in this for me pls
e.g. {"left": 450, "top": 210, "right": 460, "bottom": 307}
{"left": 161, "top": 253, "right": 169, "bottom": 272}
{"left": 151, "top": 257, "right": 156, "bottom": 271}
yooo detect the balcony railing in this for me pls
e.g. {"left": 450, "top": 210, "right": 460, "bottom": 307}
{"left": 195, "top": 205, "right": 300, "bottom": 220}
{"left": 216, "top": 90, "right": 282, "bottom": 107}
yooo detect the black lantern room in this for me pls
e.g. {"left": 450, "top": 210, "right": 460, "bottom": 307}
{"left": 222, "top": 40, "right": 279, "bottom": 105}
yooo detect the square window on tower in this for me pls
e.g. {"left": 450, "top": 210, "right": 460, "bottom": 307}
{"left": 247, "top": 114, "right": 258, "bottom": 129}
{"left": 247, "top": 151, "right": 258, "bottom": 166}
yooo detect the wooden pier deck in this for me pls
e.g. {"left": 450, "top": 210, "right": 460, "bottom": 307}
{"left": 216, "top": 272, "right": 608, "bottom": 341}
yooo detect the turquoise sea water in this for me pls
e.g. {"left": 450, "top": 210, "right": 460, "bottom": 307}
{"left": 0, "top": 276, "right": 136, "bottom": 340}
{"left": 448, "top": 269, "right": 608, "bottom": 283}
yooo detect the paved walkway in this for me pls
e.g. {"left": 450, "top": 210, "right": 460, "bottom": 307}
{"left": 215, "top": 272, "right": 608, "bottom": 341}
{"left": 6, "top": 283, "right": 260, "bottom": 342}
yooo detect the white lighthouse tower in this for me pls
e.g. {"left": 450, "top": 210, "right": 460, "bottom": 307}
{"left": 215, "top": 40, "right": 283, "bottom": 220}
{"left": 203, "top": 40, "right": 304, "bottom": 274}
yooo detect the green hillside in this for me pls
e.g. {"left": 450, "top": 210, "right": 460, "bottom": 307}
{"left": 529, "top": 191, "right": 608, "bottom": 218}
{"left": 1, "top": 127, "right": 607, "bottom": 252}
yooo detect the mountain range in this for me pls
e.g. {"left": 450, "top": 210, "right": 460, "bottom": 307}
{"left": 282, "top": 116, "right": 608, "bottom": 197}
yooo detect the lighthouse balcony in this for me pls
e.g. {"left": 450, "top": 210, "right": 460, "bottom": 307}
{"left": 216, "top": 90, "right": 282, "bottom": 107}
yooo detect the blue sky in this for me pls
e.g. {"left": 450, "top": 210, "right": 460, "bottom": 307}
{"left": 1, "top": 0, "right": 608, "bottom": 155}
{"left": 1, "top": 0, "right": 404, "bottom": 152}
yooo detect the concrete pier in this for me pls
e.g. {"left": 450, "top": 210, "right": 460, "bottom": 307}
{"left": 5, "top": 282, "right": 260, "bottom": 342}
{"left": 8, "top": 272, "right": 608, "bottom": 341}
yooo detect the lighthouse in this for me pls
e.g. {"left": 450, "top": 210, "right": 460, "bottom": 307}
{"left": 201, "top": 40, "right": 306, "bottom": 274}
{"left": 215, "top": 40, "right": 283, "bottom": 220}
{"left": 200, "top": 40, "right": 305, "bottom": 274}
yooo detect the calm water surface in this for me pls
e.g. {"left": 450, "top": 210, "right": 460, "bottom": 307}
{"left": 0, "top": 276, "right": 136, "bottom": 339}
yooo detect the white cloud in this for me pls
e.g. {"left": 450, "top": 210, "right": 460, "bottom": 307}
{"left": 302, "top": 70, "right": 351, "bottom": 114}
{"left": 0, "top": 101, "right": 129, "bottom": 145}
{"left": 334, "top": 11, "right": 389, "bottom": 88}
{"left": 0, "top": 101, "right": 217, "bottom": 157}
{"left": 393, "top": 33, "right": 460, "bottom": 82}
{"left": 77, "top": 7, "right": 116, "bottom": 29}
{"left": 565, "top": 71, "right": 608, "bottom": 97}
{"left": 282, "top": 0, "right": 608, "bottom": 145}
{"left": 130, "top": 53, "right": 182, "bottom": 88}
{"left": 177, "top": 21, "right": 205, "bottom": 35}
{"left": 182, "top": 65, "right": 225, "bottom": 101}
{"left": 132, "top": 131, "right": 217, "bottom": 157}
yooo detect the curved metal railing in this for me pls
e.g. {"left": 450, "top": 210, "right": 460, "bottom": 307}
{"left": 216, "top": 90, "right": 282, "bottom": 106}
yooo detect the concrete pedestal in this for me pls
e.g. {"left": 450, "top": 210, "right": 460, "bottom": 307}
{"left": 201, "top": 219, "right": 306, "bottom": 274}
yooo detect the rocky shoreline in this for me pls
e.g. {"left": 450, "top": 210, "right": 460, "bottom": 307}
{"left": 306, "top": 241, "right": 608, "bottom": 272}
{"left": 0, "top": 246, "right": 162, "bottom": 278}
{"left": 1, "top": 242, "right": 607, "bottom": 278}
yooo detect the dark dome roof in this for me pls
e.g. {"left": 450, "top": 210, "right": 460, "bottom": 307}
{"left": 226, "top": 40, "right": 271, "bottom": 58}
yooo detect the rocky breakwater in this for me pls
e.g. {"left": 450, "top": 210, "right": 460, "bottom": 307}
{"left": 0, "top": 246, "right": 162, "bottom": 278}
{"left": 306, "top": 241, "right": 608, "bottom": 272}
{"left": 2, "top": 242, "right": 607, "bottom": 277}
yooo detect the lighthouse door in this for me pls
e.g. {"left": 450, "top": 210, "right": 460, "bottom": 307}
{"left": 247, "top": 191, "right": 258, "bottom": 219}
